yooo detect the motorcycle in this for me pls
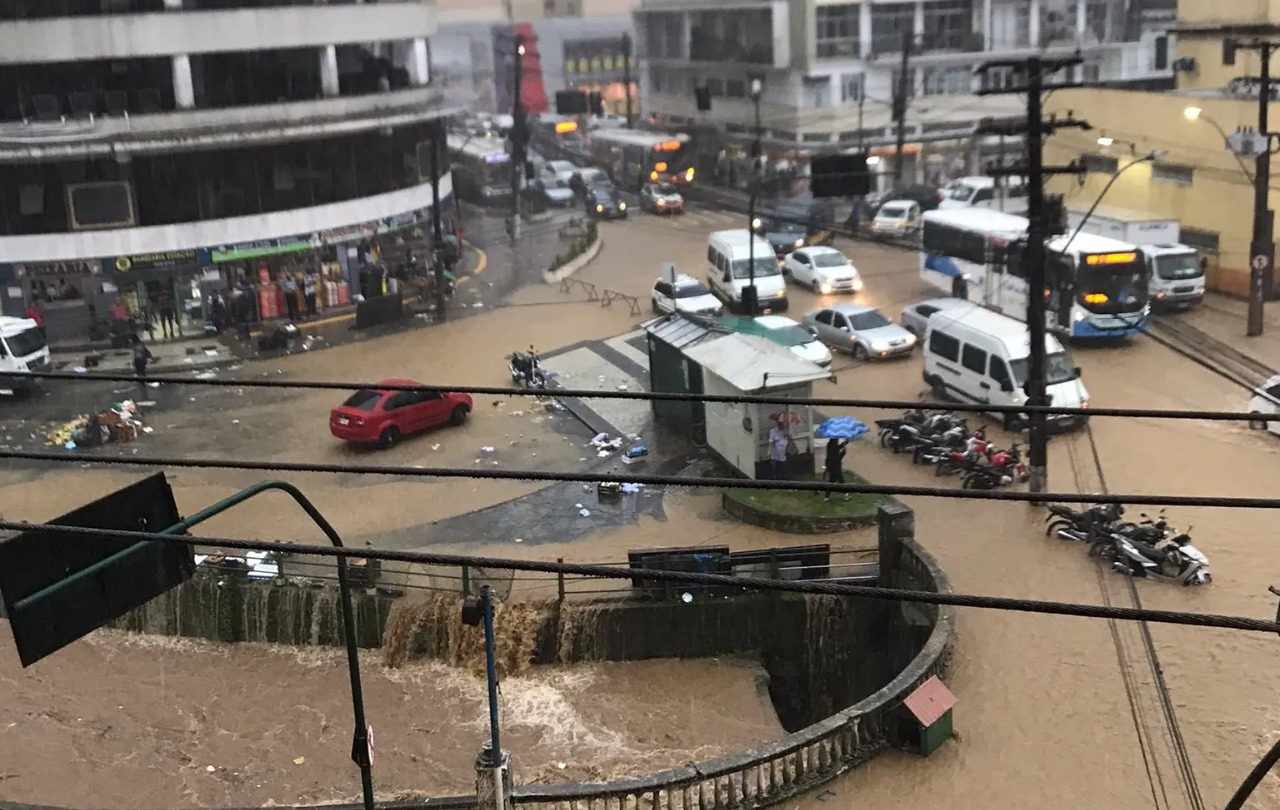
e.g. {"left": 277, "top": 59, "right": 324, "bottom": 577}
{"left": 919, "top": 428, "right": 991, "bottom": 474}
{"left": 961, "top": 444, "right": 1028, "bottom": 490}
{"left": 1045, "top": 502, "right": 1126, "bottom": 542}
{"left": 876, "top": 409, "right": 927, "bottom": 448}
{"left": 881, "top": 411, "right": 967, "bottom": 455}
{"left": 509, "top": 347, "right": 550, "bottom": 389}
{"left": 1091, "top": 528, "right": 1211, "bottom": 586}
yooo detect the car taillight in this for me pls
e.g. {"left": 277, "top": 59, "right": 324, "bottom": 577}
{"left": 352, "top": 416, "right": 365, "bottom": 426}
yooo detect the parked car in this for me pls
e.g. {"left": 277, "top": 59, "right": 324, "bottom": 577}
{"left": 585, "top": 186, "right": 628, "bottom": 220}
{"left": 1248, "top": 374, "right": 1280, "bottom": 435}
{"left": 570, "top": 167, "right": 613, "bottom": 197}
{"left": 900, "top": 297, "right": 971, "bottom": 336}
{"left": 783, "top": 246, "right": 862, "bottom": 294}
{"left": 802, "top": 304, "right": 916, "bottom": 361}
{"left": 329, "top": 380, "right": 473, "bottom": 449}
{"left": 869, "top": 200, "right": 923, "bottom": 239}
{"left": 651, "top": 274, "right": 722, "bottom": 316}
{"left": 640, "top": 182, "right": 684, "bottom": 214}
{"left": 534, "top": 177, "right": 575, "bottom": 206}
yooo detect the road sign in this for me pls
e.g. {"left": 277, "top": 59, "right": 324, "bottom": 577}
{"left": 662, "top": 262, "right": 677, "bottom": 284}
{"left": 1254, "top": 254, "right": 1272, "bottom": 271}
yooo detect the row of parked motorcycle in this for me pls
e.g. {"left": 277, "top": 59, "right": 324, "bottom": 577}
{"left": 875, "top": 409, "right": 1029, "bottom": 490}
{"left": 1046, "top": 503, "right": 1211, "bottom": 586}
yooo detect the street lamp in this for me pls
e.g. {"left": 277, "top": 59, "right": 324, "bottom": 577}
{"left": 462, "top": 586, "right": 508, "bottom": 810}
{"left": 1183, "top": 105, "right": 1256, "bottom": 183}
{"left": 745, "top": 75, "right": 765, "bottom": 316}
{"left": 1066, "top": 150, "right": 1169, "bottom": 248}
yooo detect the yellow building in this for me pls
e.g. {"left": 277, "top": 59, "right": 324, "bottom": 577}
{"left": 1044, "top": 0, "right": 1280, "bottom": 295}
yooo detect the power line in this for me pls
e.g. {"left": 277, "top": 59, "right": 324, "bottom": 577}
{"left": 18, "top": 370, "right": 1280, "bottom": 423}
{"left": 9, "top": 448, "right": 1280, "bottom": 511}
{"left": 3, "top": 518, "right": 1275, "bottom": 634}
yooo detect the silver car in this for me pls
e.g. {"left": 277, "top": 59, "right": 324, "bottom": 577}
{"left": 802, "top": 303, "right": 917, "bottom": 361}
{"left": 900, "top": 298, "right": 970, "bottom": 336}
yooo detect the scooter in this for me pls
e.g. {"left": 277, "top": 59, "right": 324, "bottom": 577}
{"left": 1092, "top": 529, "right": 1211, "bottom": 586}
{"left": 509, "top": 346, "right": 549, "bottom": 389}
{"left": 1045, "top": 502, "right": 1126, "bottom": 542}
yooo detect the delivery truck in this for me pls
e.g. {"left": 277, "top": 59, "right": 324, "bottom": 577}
{"left": 1066, "top": 204, "right": 1205, "bottom": 310}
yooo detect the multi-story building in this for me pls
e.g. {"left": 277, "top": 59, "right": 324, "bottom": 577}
{"left": 635, "top": 0, "right": 1176, "bottom": 185}
{"left": 1044, "top": 0, "right": 1278, "bottom": 295}
{"left": 0, "top": 0, "right": 457, "bottom": 344}
{"left": 436, "top": 16, "right": 635, "bottom": 116}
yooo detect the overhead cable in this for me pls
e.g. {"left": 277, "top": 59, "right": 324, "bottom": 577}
{"left": 8, "top": 448, "right": 1280, "bottom": 511}
{"left": 1, "top": 518, "right": 1274, "bottom": 635}
{"left": 17, "top": 370, "right": 1279, "bottom": 422}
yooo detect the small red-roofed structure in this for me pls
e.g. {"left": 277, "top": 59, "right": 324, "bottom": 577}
{"left": 901, "top": 675, "right": 955, "bottom": 756}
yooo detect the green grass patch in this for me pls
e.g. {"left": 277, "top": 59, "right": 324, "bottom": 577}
{"left": 727, "top": 472, "right": 892, "bottom": 519}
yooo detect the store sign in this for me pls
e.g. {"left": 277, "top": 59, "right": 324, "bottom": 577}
{"left": 109, "top": 249, "right": 207, "bottom": 274}
{"left": 13, "top": 260, "right": 100, "bottom": 278}
{"left": 320, "top": 223, "right": 378, "bottom": 244}
{"left": 211, "top": 234, "right": 321, "bottom": 264}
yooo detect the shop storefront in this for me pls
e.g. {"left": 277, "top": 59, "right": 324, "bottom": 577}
{"left": 3, "top": 259, "right": 107, "bottom": 345}
{"left": 105, "top": 249, "right": 210, "bottom": 339}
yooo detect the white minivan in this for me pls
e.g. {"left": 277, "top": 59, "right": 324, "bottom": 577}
{"left": 922, "top": 304, "right": 1089, "bottom": 430}
{"left": 707, "top": 230, "right": 789, "bottom": 313}
{"left": 0, "top": 316, "right": 51, "bottom": 396}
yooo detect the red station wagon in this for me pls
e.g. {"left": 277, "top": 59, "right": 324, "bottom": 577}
{"left": 329, "top": 379, "right": 473, "bottom": 448}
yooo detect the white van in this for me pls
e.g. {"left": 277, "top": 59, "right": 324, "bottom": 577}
{"left": 0, "top": 316, "right": 50, "bottom": 396}
{"left": 707, "top": 230, "right": 789, "bottom": 313}
{"left": 922, "top": 304, "right": 1089, "bottom": 430}
{"left": 869, "top": 200, "right": 922, "bottom": 238}
{"left": 938, "top": 176, "right": 1027, "bottom": 210}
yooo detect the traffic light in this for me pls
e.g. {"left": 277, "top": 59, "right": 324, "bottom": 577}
{"left": 589, "top": 91, "right": 604, "bottom": 116}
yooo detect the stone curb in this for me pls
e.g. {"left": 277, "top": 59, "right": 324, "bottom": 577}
{"left": 542, "top": 233, "right": 603, "bottom": 284}
{"left": 721, "top": 489, "right": 885, "bottom": 534}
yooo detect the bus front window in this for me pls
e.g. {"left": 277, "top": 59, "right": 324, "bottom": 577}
{"left": 1078, "top": 259, "right": 1147, "bottom": 312}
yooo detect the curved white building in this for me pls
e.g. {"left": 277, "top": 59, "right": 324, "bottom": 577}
{"left": 0, "top": 0, "right": 458, "bottom": 343}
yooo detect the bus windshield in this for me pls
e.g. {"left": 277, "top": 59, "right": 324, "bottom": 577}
{"left": 1009, "top": 352, "right": 1078, "bottom": 387}
{"left": 1077, "top": 256, "right": 1147, "bottom": 310}
{"left": 731, "top": 257, "right": 782, "bottom": 279}
{"left": 1154, "top": 252, "right": 1204, "bottom": 280}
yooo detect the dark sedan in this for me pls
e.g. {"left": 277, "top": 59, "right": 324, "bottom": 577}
{"left": 585, "top": 188, "right": 628, "bottom": 220}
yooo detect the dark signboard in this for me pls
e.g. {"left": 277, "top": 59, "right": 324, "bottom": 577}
{"left": 12, "top": 260, "right": 101, "bottom": 278}
{"left": 106, "top": 249, "right": 208, "bottom": 275}
{"left": 0, "top": 472, "right": 194, "bottom": 668}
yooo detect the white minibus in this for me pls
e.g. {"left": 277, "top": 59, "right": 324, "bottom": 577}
{"left": 707, "top": 230, "right": 788, "bottom": 313}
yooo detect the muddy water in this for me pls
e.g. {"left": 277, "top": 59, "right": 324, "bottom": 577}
{"left": 0, "top": 625, "right": 782, "bottom": 809}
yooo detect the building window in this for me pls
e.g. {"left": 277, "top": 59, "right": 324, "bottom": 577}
{"left": 921, "top": 66, "right": 972, "bottom": 96}
{"left": 890, "top": 68, "right": 917, "bottom": 98}
{"left": 1085, "top": 0, "right": 1126, "bottom": 43}
{"left": 690, "top": 8, "right": 774, "bottom": 64}
{"left": 725, "top": 78, "right": 746, "bottom": 98}
{"left": 1152, "top": 162, "right": 1194, "bottom": 186}
{"left": 706, "top": 77, "right": 724, "bottom": 96}
{"left": 841, "top": 73, "right": 864, "bottom": 103}
{"left": 642, "top": 12, "right": 685, "bottom": 60}
{"left": 921, "top": 0, "right": 974, "bottom": 52}
{"left": 1081, "top": 61, "right": 1101, "bottom": 83}
{"left": 816, "top": 4, "right": 860, "bottom": 58}
{"left": 871, "top": 2, "right": 915, "bottom": 56}
{"left": 1080, "top": 153, "right": 1119, "bottom": 174}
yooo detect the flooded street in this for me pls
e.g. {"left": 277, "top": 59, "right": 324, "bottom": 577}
{"left": 2, "top": 207, "right": 1280, "bottom": 809}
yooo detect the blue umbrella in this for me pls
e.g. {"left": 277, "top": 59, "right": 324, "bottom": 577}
{"left": 816, "top": 416, "right": 869, "bottom": 440}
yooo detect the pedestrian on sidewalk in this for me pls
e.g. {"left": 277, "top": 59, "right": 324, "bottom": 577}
{"left": 24, "top": 300, "right": 43, "bottom": 340}
{"left": 823, "top": 438, "right": 849, "bottom": 502}
{"left": 303, "top": 271, "right": 318, "bottom": 317}
{"left": 281, "top": 274, "right": 300, "bottom": 323}
{"left": 131, "top": 335, "right": 154, "bottom": 390}
{"left": 768, "top": 418, "right": 790, "bottom": 480}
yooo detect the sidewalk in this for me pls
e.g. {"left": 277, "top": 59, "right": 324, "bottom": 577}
{"left": 51, "top": 336, "right": 235, "bottom": 375}
{"left": 1181, "top": 293, "right": 1280, "bottom": 372}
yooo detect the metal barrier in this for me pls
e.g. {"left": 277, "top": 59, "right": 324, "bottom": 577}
{"left": 601, "top": 288, "right": 643, "bottom": 317}
{"left": 560, "top": 277, "right": 599, "bottom": 300}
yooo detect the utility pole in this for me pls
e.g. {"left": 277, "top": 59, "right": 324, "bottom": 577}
{"left": 892, "top": 31, "right": 912, "bottom": 187}
{"left": 508, "top": 33, "right": 527, "bottom": 243}
{"left": 428, "top": 120, "right": 449, "bottom": 320}
{"left": 977, "top": 56, "right": 1088, "bottom": 496}
{"left": 745, "top": 75, "right": 765, "bottom": 317}
{"left": 1232, "top": 39, "right": 1276, "bottom": 337}
{"left": 622, "top": 33, "right": 634, "bottom": 128}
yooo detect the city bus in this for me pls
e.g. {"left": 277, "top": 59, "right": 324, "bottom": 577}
{"left": 587, "top": 129, "right": 695, "bottom": 191}
{"left": 448, "top": 135, "right": 514, "bottom": 206}
{"left": 919, "top": 208, "right": 1149, "bottom": 339}
{"left": 530, "top": 115, "right": 587, "bottom": 160}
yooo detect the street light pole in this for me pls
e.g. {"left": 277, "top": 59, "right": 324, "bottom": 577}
{"left": 745, "top": 75, "right": 764, "bottom": 317}
{"left": 509, "top": 34, "right": 527, "bottom": 243}
{"left": 462, "top": 585, "right": 507, "bottom": 810}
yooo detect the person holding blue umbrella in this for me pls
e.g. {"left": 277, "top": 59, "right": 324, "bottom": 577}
{"left": 815, "top": 415, "right": 867, "bottom": 501}
{"left": 823, "top": 435, "right": 848, "bottom": 501}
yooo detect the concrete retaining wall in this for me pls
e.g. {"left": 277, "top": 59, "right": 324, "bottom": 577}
{"left": 542, "top": 231, "right": 602, "bottom": 284}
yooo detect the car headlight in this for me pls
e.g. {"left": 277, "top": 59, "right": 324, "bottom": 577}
{"left": 619, "top": 202, "right": 627, "bottom": 211}
{"left": 1012, "top": 395, "right": 1025, "bottom": 405}
{"left": 596, "top": 204, "right": 604, "bottom": 213}
{"left": 871, "top": 340, "right": 889, "bottom": 352}
{"left": 904, "top": 333, "right": 917, "bottom": 345}
{"left": 656, "top": 199, "right": 665, "bottom": 206}
{"left": 819, "top": 283, "right": 832, "bottom": 294}
{"left": 794, "top": 238, "right": 804, "bottom": 248}
{"left": 852, "top": 279, "right": 864, "bottom": 291}
{"left": 775, "top": 289, "right": 785, "bottom": 298}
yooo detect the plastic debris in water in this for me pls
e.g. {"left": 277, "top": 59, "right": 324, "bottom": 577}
{"left": 579, "top": 508, "right": 591, "bottom": 517}
{"left": 480, "top": 446, "right": 496, "bottom": 454}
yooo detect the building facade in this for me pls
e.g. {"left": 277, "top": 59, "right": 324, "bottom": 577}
{"left": 0, "top": 0, "right": 457, "bottom": 343}
{"left": 1044, "top": 0, "right": 1280, "bottom": 295}
{"left": 634, "top": 0, "right": 1176, "bottom": 186}
{"left": 435, "top": 16, "right": 635, "bottom": 116}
